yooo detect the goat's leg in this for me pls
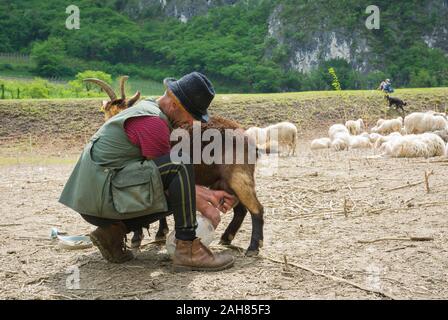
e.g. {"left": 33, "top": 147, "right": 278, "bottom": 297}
{"left": 227, "top": 167, "right": 264, "bottom": 256}
{"left": 131, "top": 228, "right": 144, "bottom": 249}
{"left": 155, "top": 218, "right": 169, "bottom": 241}
{"left": 247, "top": 210, "right": 264, "bottom": 256}
{"left": 220, "top": 203, "right": 247, "bottom": 245}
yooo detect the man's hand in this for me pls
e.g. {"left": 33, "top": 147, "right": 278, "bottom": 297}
{"left": 195, "top": 186, "right": 238, "bottom": 229}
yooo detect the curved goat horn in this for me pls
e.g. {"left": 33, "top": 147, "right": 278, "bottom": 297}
{"left": 120, "top": 76, "right": 129, "bottom": 100}
{"left": 83, "top": 78, "right": 117, "bottom": 101}
{"left": 127, "top": 91, "right": 141, "bottom": 107}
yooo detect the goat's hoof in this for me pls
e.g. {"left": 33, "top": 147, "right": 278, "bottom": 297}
{"left": 219, "top": 238, "right": 232, "bottom": 246}
{"left": 131, "top": 233, "right": 144, "bottom": 249}
{"left": 155, "top": 229, "right": 169, "bottom": 242}
{"left": 220, "top": 232, "right": 235, "bottom": 245}
{"left": 245, "top": 249, "right": 259, "bottom": 257}
{"left": 155, "top": 233, "right": 167, "bottom": 242}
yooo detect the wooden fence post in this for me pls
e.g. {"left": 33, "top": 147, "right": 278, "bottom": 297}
{"left": 17, "top": 88, "right": 20, "bottom": 99}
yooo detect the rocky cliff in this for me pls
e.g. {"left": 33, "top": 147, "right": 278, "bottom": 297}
{"left": 123, "top": 0, "right": 240, "bottom": 22}
{"left": 122, "top": 0, "right": 448, "bottom": 74}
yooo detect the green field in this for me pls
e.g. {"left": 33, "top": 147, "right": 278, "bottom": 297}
{"left": 0, "top": 54, "right": 166, "bottom": 97}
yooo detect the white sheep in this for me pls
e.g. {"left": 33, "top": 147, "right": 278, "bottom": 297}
{"left": 265, "top": 122, "right": 298, "bottom": 156}
{"left": 329, "top": 124, "right": 349, "bottom": 141}
{"left": 328, "top": 124, "right": 351, "bottom": 152}
{"left": 310, "top": 138, "right": 331, "bottom": 150}
{"left": 404, "top": 112, "right": 448, "bottom": 134}
{"left": 360, "top": 132, "right": 370, "bottom": 139}
{"left": 371, "top": 117, "right": 403, "bottom": 135}
{"left": 433, "top": 129, "right": 448, "bottom": 143}
{"left": 331, "top": 138, "right": 349, "bottom": 151}
{"left": 369, "top": 133, "right": 383, "bottom": 143}
{"left": 381, "top": 133, "right": 446, "bottom": 158}
{"left": 345, "top": 119, "right": 365, "bottom": 135}
{"left": 374, "top": 132, "right": 402, "bottom": 149}
{"left": 349, "top": 136, "right": 372, "bottom": 149}
{"left": 427, "top": 111, "right": 447, "bottom": 119}
{"left": 245, "top": 126, "right": 266, "bottom": 145}
{"left": 445, "top": 143, "right": 448, "bottom": 157}
{"left": 257, "top": 140, "right": 279, "bottom": 155}
{"left": 419, "top": 133, "right": 446, "bottom": 156}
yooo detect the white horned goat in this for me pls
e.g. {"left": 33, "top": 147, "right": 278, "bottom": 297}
{"left": 381, "top": 133, "right": 446, "bottom": 158}
{"left": 404, "top": 111, "right": 448, "bottom": 134}
{"left": 345, "top": 119, "right": 365, "bottom": 135}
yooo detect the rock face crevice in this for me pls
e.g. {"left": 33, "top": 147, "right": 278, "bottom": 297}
{"left": 265, "top": 1, "right": 448, "bottom": 73}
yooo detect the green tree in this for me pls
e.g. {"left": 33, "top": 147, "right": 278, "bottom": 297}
{"left": 22, "top": 78, "right": 50, "bottom": 99}
{"left": 69, "top": 70, "right": 113, "bottom": 93}
{"left": 409, "top": 70, "right": 437, "bottom": 88}
{"left": 30, "top": 37, "right": 71, "bottom": 77}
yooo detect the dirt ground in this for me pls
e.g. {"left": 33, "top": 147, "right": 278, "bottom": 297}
{"left": 1, "top": 134, "right": 447, "bottom": 300}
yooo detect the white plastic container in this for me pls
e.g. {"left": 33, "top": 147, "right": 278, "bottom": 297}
{"left": 166, "top": 214, "right": 215, "bottom": 256}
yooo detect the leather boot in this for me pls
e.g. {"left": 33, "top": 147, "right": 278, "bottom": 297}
{"left": 89, "top": 222, "right": 134, "bottom": 263}
{"left": 173, "top": 238, "right": 235, "bottom": 272}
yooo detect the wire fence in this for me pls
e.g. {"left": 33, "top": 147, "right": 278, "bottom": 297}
{"left": 0, "top": 52, "right": 31, "bottom": 62}
{"left": 0, "top": 84, "right": 21, "bottom": 99}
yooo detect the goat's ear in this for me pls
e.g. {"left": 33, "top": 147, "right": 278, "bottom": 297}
{"left": 101, "top": 100, "right": 109, "bottom": 111}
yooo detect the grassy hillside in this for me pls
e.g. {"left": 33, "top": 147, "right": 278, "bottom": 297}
{"left": 1, "top": 88, "right": 446, "bottom": 148}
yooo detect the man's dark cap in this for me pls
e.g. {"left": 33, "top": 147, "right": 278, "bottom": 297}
{"left": 163, "top": 72, "right": 215, "bottom": 122}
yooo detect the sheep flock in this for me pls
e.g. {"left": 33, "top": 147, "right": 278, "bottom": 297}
{"left": 242, "top": 110, "right": 448, "bottom": 159}
{"left": 310, "top": 111, "right": 448, "bottom": 159}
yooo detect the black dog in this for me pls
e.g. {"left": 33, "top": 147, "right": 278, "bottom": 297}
{"left": 386, "top": 95, "right": 407, "bottom": 113}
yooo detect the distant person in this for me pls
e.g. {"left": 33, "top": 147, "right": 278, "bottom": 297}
{"left": 378, "top": 79, "right": 394, "bottom": 94}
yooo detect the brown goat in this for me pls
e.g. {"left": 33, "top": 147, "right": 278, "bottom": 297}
{"left": 174, "top": 117, "right": 264, "bottom": 255}
{"left": 88, "top": 77, "right": 264, "bottom": 255}
{"left": 84, "top": 76, "right": 141, "bottom": 121}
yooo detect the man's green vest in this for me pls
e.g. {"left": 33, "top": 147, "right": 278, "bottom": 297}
{"left": 59, "top": 99, "right": 169, "bottom": 220}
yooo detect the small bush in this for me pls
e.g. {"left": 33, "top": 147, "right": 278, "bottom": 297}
{"left": 0, "top": 63, "right": 14, "bottom": 71}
